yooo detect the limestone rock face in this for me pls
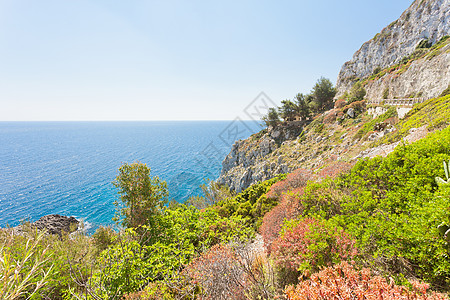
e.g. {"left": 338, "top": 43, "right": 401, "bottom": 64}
{"left": 336, "top": 0, "right": 450, "bottom": 97}
{"left": 217, "top": 123, "right": 304, "bottom": 192}
{"left": 364, "top": 44, "right": 450, "bottom": 99}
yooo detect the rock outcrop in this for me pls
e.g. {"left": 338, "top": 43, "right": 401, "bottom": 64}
{"left": 217, "top": 123, "right": 304, "bottom": 192}
{"left": 364, "top": 41, "right": 450, "bottom": 99}
{"left": 11, "top": 214, "right": 79, "bottom": 236}
{"left": 336, "top": 0, "right": 450, "bottom": 97}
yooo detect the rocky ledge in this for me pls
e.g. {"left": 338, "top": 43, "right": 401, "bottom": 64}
{"left": 11, "top": 214, "right": 79, "bottom": 236}
{"left": 217, "top": 122, "right": 305, "bottom": 192}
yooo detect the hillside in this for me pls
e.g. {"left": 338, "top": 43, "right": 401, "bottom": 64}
{"left": 219, "top": 0, "right": 450, "bottom": 192}
{"left": 3, "top": 0, "right": 450, "bottom": 299}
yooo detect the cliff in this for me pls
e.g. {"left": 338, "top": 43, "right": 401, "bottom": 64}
{"left": 336, "top": 0, "right": 450, "bottom": 98}
{"left": 364, "top": 37, "right": 450, "bottom": 99}
{"left": 218, "top": 0, "right": 450, "bottom": 192}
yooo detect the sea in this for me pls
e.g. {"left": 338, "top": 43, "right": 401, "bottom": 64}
{"left": 0, "top": 121, "right": 261, "bottom": 232}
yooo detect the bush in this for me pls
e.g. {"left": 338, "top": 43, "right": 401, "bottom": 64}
{"left": 271, "top": 218, "right": 357, "bottom": 275}
{"left": 323, "top": 109, "right": 338, "bottom": 124}
{"left": 0, "top": 230, "right": 52, "bottom": 299}
{"left": 92, "top": 225, "right": 118, "bottom": 253}
{"left": 347, "top": 82, "right": 366, "bottom": 103}
{"left": 334, "top": 99, "right": 346, "bottom": 109}
{"left": 184, "top": 244, "right": 246, "bottom": 300}
{"left": 285, "top": 261, "right": 448, "bottom": 300}
{"left": 0, "top": 226, "right": 96, "bottom": 299}
{"left": 266, "top": 168, "right": 312, "bottom": 200}
{"left": 260, "top": 201, "right": 295, "bottom": 254}
{"left": 214, "top": 175, "right": 286, "bottom": 229}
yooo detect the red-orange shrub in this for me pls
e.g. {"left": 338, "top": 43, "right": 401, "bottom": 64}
{"left": 323, "top": 109, "right": 338, "bottom": 124}
{"left": 266, "top": 168, "right": 312, "bottom": 200}
{"left": 286, "top": 261, "right": 448, "bottom": 300}
{"left": 317, "top": 161, "right": 353, "bottom": 179}
{"left": 334, "top": 99, "right": 346, "bottom": 109}
{"left": 260, "top": 202, "right": 291, "bottom": 254}
{"left": 271, "top": 218, "right": 357, "bottom": 274}
{"left": 343, "top": 100, "right": 366, "bottom": 114}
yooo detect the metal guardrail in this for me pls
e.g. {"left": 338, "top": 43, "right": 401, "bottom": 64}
{"left": 366, "top": 98, "right": 428, "bottom": 107}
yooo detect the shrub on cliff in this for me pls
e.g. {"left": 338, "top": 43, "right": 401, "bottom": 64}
{"left": 271, "top": 218, "right": 357, "bottom": 276}
{"left": 214, "top": 175, "right": 286, "bottom": 229}
{"left": 347, "top": 81, "right": 366, "bottom": 103}
{"left": 266, "top": 168, "right": 312, "bottom": 200}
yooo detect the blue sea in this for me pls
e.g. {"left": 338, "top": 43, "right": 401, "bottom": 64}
{"left": 0, "top": 121, "right": 260, "bottom": 232}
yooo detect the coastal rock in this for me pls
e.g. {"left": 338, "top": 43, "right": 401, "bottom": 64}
{"left": 12, "top": 214, "right": 79, "bottom": 236}
{"left": 218, "top": 123, "right": 304, "bottom": 192}
{"left": 336, "top": 0, "right": 450, "bottom": 98}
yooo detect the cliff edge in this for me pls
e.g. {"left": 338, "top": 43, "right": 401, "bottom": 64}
{"left": 336, "top": 0, "right": 449, "bottom": 97}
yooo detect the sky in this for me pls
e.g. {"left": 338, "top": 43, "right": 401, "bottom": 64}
{"left": 0, "top": 0, "right": 414, "bottom": 121}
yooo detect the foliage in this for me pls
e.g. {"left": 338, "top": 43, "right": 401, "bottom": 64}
{"left": 347, "top": 81, "right": 366, "bottom": 103}
{"left": 272, "top": 218, "right": 357, "bottom": 275}
{"left": 372, "top": 66, "right": 382, "bottom": 75}
{"left": 112, "top": 162, "right": 168, "bottom": 229}
{"left": 377, "top": 95, "right": 450, "bottom": 145}
{"left": 323, "top": 109, "right": 338, "bottom": 124}
{"left": 334, "top": 99, "right": 346, "bottom": 109}
{"left": 294, "top": 93, "right": 310, "bottom": 120}
{"left": 214, "top": 175, "right": 286, "bottom": 229}
{"left": 416, "top": 39, "right": 432, "bottom": 49}
{"left": 266, "top": 168, "right": 312, "bottom": 200}
{"left": 285, "top": 261, "right": 449, "bottom": 300}
{"left": 353, "top": 106, "right": 396, "bottom": 141}
{"left": 336, "top": 127, "right": 450, "bottom": 288}
{"left": 279, "top": 100, "right": 298, "bottom": 121}
{"left": 0, "top": 226, "right": 96, "bottom": 300}
{"left": 92, "top": 226, "right": 118, "bottom": 254}
{"left": 383, "top": 86, "right": 390, "bottom": 99}
{"left": 0, "top": 230, "right": 52, "bottom": 300}
{"left": 262, "top": 107, "right": 281, "bottom": 127}
{"left": 184, "top": 244, "right": 246, "bottom": 300}
{"left": 310, "top": 77, "right": 336, "bottom": 112}
{"left": 186, "top": 179, "right": 235, "bottom": 210}
{"left": 436, "top": 160, "right": 450, "bottom": 185}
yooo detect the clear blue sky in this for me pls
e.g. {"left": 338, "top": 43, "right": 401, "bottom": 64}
{"left": 0, "top": 0, "right": 413, "bottom": 121}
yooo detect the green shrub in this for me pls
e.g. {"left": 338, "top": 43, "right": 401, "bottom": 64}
{"left": 214, "top": 175, "right": 287, "bottom": 229}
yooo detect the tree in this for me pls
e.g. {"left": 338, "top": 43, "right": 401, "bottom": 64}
{"left": 294, "top": 93, "right": 310, "bottom": 120}
{"left": 262, "top": 107, "right": 281, "bottom": 127}
{"left": 113, "top": 162, "right": 168, "bottom": 229}
{"left": 279, "top": 100, "right": 297, "bottom": 121}
{"left": 310, "top": 77, "right": 336, "bottom": 112}
{"left": 348, "top": 81, "right": 366, "bottom": 103}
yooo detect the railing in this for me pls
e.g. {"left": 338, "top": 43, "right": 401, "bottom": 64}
{"left": 366, "top": 98, "right": 427, "bottom": 107}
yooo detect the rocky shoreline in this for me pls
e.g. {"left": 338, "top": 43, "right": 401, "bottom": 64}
{"left": 8, "top": 214, "right": 79, "bottom": 236}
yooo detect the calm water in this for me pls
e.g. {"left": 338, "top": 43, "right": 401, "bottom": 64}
{"left": 0, "top": 121, "right": 260, "bottom": 231}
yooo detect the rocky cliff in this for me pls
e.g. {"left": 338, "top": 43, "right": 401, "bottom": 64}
{"left": 217, "top": 123, "right": 303, "bottom": 192}
{"left": 10, "top": 214, "right": 79, "bottom": 236}
{"left": 218, "top": 0, "right": 450, "bottom": 192}
{"left": 336, "top": 0, "right": 450, "bottom": 97}
{"left": 364, "top": 39, "right": 450, "bottom": 100}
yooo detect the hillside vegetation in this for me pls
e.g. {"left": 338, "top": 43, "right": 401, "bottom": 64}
{"left": 2, "top": 95, "right": 450, "bottom": 299}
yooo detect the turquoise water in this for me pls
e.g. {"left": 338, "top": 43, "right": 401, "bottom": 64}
{"left": 0, "top": 121, "right": 260, "bottom": 231}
